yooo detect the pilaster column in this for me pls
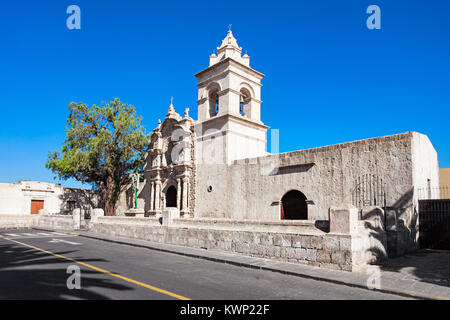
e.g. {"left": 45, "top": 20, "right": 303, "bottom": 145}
{"left": 155, "top": 180, "right": 162, "bottom": 211}
{"left": 176, "top": 178, "right": 181, "bottom": 209}
{"left": 149, "top": 182, "right": 154, "bottom": 211}
{"left": 181, "top": 178, "right": 189, "bottom": 214}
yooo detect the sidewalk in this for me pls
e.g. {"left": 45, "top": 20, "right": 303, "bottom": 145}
{"left": 40, "top": 227, "right": 450, "bottom": 300}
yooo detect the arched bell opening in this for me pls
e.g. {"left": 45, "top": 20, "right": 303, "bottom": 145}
{"left": 209, "top": 88, "right": 220, "bottom": 117}
{"left": 239, "top": 88, "right": 251, "bottom": 117}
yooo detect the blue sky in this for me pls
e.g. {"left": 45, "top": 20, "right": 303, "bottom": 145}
{"left": 0, "top": 0, "right": 449, "bottom": 189}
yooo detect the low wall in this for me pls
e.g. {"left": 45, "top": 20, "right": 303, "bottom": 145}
{"left": 89, "top": 216, "right": 383, "bottom": 271}
{"left": 33, "top": 214, "right": 75, "bottom": 231}
{"left": 171, "top": 218, "right": 328, "bottom": 234}
{"left": 0, "top": 209, "right": 99, "bottom": 232}
{"left": 95, "top": 216, "right": 161, "bottom": 227}
{"left": 0, "top": 215, "right": 33, "bottom": 229}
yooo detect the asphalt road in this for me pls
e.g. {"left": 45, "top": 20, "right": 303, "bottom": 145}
{"left": 0, "top": 229, "right": 411, "bottom": 300}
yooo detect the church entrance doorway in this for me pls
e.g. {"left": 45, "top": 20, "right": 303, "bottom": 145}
{"left": 166, "top": 186, "right": 177, "bottom": 208}
{"left": 281, "top": 190, "right": 307, "bottom": 220}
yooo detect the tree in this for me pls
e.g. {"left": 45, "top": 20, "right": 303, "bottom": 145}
{"left": 46, "top": 98, "right": 149, "bottom": 216}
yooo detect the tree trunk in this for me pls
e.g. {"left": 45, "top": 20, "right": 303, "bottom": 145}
{"left": 102, "top": 176, "right": 116, "bottom": 216}
{"left": 104, "top": 199, "right": 115, "bottom": 216}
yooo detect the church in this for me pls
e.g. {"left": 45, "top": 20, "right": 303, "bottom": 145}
{"left": 112, "top": 30, "right": 439, "bottom": 268}
{"left": 0, "top": 30, "right": 442, "bottom": 272}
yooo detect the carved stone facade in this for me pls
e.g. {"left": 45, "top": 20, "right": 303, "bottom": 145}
{"left": 144, "top": 104, "right": 195, "bottom": 217}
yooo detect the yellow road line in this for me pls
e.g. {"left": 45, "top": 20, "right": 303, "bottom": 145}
{"left": 53, "top": 230, "right": 80, "bottom": 236}
{"left": 5, "top": 237, "right": 190, "bottom": 300}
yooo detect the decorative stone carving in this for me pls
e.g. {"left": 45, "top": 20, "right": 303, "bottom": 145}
{"left": 145, "top": 101, "right": 195, "bottom": 217}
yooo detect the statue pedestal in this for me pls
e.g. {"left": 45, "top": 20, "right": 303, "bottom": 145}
{"left": 125, "top": 208, "right": 145, "bottom": 217}
{"left": 162, "top": 208, "right": 180, "bottom": 226}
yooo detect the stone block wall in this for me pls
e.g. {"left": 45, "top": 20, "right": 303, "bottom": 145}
{"left": 89, "top": 217, "right": 381, "bottom": 271}
{"left": 0, "top": 215, "right": 33, "bottom": 229}
{"left": 0, "top": 213, "right": 77, "bottom": 231}
{"left": 171, "top": 217, "right": 327, "bottom": 234}
{"left": 33, "top": 214, "right": 76, "bottom": 231}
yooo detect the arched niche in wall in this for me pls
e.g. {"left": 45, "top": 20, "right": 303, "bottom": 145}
{"left": 281, "top": 190, "right": 308, "bottom": 220}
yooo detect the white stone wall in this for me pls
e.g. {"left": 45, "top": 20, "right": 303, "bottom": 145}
{"left": 195, "top": 116, "right": 267, "bottom": 165}
{"left": 0, "top": 215, "right": 33, "bottom": 229}
{"left": 0, "top": 213, "right": 76, "bottom": 230}
{"left": 0, "top": 183, "right": 26, "bottom": 215}
{"left": 34, "top": 214, "right": 75, "bottom": 231}
{"left": 195, "top": 132, "right": 423, "bottom": 222}
{"left": 411, "top": 132, "right": 440, "bottom": 197}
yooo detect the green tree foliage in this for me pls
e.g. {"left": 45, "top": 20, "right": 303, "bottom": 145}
{"left": 46, "top": 98, "right": 149, "bottom": 216}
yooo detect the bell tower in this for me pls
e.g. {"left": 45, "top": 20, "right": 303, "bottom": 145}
{"left": 194, "top": 30, "right": 269, "bottom": 164}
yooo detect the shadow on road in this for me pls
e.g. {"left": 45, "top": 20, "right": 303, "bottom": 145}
{"left": 0, "top": 242, "right": 134, "bottom": 299}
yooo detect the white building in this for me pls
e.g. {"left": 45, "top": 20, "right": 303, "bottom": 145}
{"left": 0, "top": 181, "right": 98, "bottom": 216}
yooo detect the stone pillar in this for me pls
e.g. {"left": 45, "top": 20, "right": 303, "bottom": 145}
{"left": 149, "top": 181, "right": 154, "bottom": 211}
{"left": 72, "top": 208, "right": 81, "bottom": 230}
{"left": 329, "top": 203, "right": 359, "bottom": 234}
{"left": 177, "top": 178, "right": 181, "bottom": 209}
{"left": 91, "top": 208, "right": 104, "bottom": 224}
{"left": 162, "top": 208, "right": 180, "bottom": 226}
{"left": 181, "top": 178, "right": 188, "bottom": 215}
{"left": 155, "top": 180, "right": 161, "bottom": 211}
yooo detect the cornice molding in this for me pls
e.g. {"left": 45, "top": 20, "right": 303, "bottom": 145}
{"left": 195, "top": 57, "right": 264, "bottom": 80}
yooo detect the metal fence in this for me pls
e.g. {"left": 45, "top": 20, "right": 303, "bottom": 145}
{"left": 351, "top": 174, "right": 386, "bottom": 208}
{"left": 418, "top": 199, "right": 450, "bottom": 249}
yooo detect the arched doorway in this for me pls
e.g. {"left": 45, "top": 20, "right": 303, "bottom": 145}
{"left": 166, "top": 186, "right": 177, "bottom": 208}
{"left": 281, "top": 190, "right": 308, "bottom": 220}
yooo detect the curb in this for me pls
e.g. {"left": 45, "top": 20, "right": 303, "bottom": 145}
{"left": 73, "top": 231, "right": 449, "bottom": 300}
